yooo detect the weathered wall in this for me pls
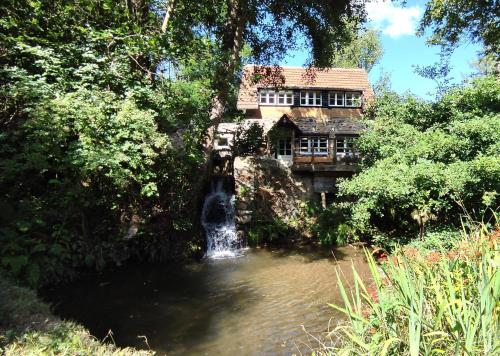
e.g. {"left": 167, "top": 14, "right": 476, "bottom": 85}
{"left": 245, "top": 107, "right": 363, "bottom": 120}
{"left": 233, "top": 156, "right": 316, "bottom": 237}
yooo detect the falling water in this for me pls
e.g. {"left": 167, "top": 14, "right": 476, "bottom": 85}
{"left": 201, "top": 178, "right": 241, "bottom": 259}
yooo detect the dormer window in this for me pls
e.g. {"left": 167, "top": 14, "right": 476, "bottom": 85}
{"left": 300, "top": 91, "right": 322, "bottom": 106}
{"left": 328, "top": 91, "right": 344, "bottom": 106}
{"left": 345, "top": 92, "right": 362, "bottom": 107}
{"left": 259, "top": 90, "right": 293, "bottom": 106}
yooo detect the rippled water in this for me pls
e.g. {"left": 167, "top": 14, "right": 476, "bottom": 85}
{"left": 44, "top": 245, "right": 371, "bottom": 355}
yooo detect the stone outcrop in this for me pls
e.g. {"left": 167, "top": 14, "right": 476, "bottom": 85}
{"left": 233, "top": 156, "right": 316, "bottom": 237}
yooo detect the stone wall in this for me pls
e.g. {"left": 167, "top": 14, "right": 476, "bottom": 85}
{"left": 233, "top": 156, "right": 316, "bottom": 238}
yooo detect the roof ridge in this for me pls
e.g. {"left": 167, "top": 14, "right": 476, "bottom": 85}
{"left": 243, "top": 64, "right": 367, "bottom": 72}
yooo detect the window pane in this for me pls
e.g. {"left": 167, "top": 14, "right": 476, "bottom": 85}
{"left": 286, "top": 94, "right": 293, "bottom": 104}
{"left": 260, "top": 91, "right": 267, "bottom": 103}
{"left": 352, "top": 93, "right": 361, "bottom": 107}
{"left": 316, "top": 92, "right": 321, "bottom": 105}
{"left": 300, "top": 138, "right": 309, "bottom": 154}
{"left": 268, "top": 91, "right": 275, "bottom": 103}
{"left": 345, "top": 93, "right": 352, "bottom": 106}
{"left": 336, "top": 138, "right": 345, "bottom": 153}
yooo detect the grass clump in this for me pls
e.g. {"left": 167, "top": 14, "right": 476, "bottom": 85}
{"left": 314, "top": 218, "right": 500, "bottom": 355}
{"left": 0, "top": 277, "right": 152, "bottom": 355}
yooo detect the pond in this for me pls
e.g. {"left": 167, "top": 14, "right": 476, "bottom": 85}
{"left": 44, "top": 245, "right": 371, "bottom": 355}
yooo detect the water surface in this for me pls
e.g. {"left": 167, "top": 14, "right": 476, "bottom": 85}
{"left": 45, "top": 245, "right": 370, "bottom": 355}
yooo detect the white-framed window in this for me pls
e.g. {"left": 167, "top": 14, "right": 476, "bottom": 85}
{"left": 313, "top": 137, "right": 328, "bottom": 155}
{"left": 299, "top": 137, "right": 310, "bottom": 154}
{"left": 345, "top": 92, "right": 362, "bottom": 107}
{"left": 216, "top": 136, "right": 230, "bottom": 149}
{"left": 328, "top": 91, "right": 344, "bottom": 106}
{"left": 260, "top": 90, "right": 293, "bottom": 106}
{"left": 336, "top": 137, "right": 355, "bottom": 155}
{"left": 298, "top": 137, "right": 329, "bottom": 155}
{"left": 300, "top": 91, "right": 322, "bottom": 106}
{"left": 277, "top": 139, "right": 292, "bottom": 156}
{"left": 277, "top": 91, "right": 294, "bottom": 105}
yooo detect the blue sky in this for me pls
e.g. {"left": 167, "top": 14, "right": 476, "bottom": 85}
{"left": 281, "top": 0, "right": 482, "bottom": 99}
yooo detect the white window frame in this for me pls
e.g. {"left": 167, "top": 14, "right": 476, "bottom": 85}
{"left": 216, "top": 136, "right": 230, "bottom": 149}
{"left": 299, "top": 137, "right": 311, "bottom": 155}
{"left": 328, "top": 91, "right": 344, "bottom": 107}
{"left": 298, "top": 137, "right": 328, "bottom": 156}
{"left": 312, "top": 137, "right": 328, "bottom": 155}
{"left": 260, "top": 90, "right": 293, "bottom": 106}
{"left": 336, "top": 137, "right": 355, "bottom": 155}
{"left": 345, "top": 92, "right": 362, "bottom": 107}
{"left": 300, "top": 91, "right": 322, "bottom": 106}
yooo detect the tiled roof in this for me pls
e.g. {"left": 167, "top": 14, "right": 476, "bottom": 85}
{"left": 237, "top": 65, "right": 374, "bottom": 110}
{"left": 291, "top": 117, "right": 365, "bottom": 135}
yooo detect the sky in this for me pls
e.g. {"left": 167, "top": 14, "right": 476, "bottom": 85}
{"left": 281, "top": 0, "right": 482, "bottom": 99}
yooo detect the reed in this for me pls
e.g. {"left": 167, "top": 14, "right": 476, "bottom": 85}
{"left": 315, "top": 218, "right": 500, "bottom": 355}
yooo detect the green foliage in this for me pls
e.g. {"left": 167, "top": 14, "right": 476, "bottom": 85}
{"left": 0, "top": 0, "right": 215, "bottom": 287}
{"left": 310, "top": 204, "right": 358, "bottom": 246}
{"left": 232, "top": 122, "right": 265, "bottom": 156}
{"left": 338, "top": 76, "right": 500, "bottom": 241}
{"left": 247, "top": 218, "right": 292, "bottom": 246}
{"left": 418, "top": 0, "right": 499, "bottom": 56}
{"left": 330, "top": 21, "right": 382, "bottom": 73}
{"left": 0, "top": 276, "right": 151, "bottom": 355}
{"left": 316, "top": 219, "right": 500, "bottom": 355}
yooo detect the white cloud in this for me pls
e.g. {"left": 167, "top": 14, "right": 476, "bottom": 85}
{"left": 366, "top": 0, "right": 422, "bottom": 38}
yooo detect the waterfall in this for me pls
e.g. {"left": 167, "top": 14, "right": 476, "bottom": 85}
{"left": 201, "top": 178, "right": 241, "bottom": 259}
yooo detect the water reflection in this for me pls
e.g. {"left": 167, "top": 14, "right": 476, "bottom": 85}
{"left": 44, "top": 245, "right": 371, "bottom": 355}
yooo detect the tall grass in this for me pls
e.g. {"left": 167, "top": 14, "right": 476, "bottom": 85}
{"left": 315, "top": 219, "right": 500, "bottom": 355}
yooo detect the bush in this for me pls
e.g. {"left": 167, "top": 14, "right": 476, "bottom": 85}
{"left": 314, "top": 218, "right": 500, "bottom": 355}
{"left": 247, "top": 218, "right": 292, "bottom": 246}
{"left": 338, "top": 76, "right": 500, "bottom": 241}
{"left": 312, "top": 205, "right": 358, "bottom": 246}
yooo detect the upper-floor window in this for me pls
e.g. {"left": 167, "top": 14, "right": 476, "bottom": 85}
{"left": 328, "top": 91, "right": 344, "bottom": 106}
{"left": 259, "top": 90, "right": 293, "bottom": 106}
{"left": 345, "top": 92, "right": 362, "bottom": 107}
{"left": 328, "top": 91, "right": 362, "bottom": 107}
{"left": 300, "top": 91, "right": 322, "bottom": 106}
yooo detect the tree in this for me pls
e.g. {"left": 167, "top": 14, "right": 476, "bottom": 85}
{"left": 418, "top": 0, "right": 499, "bottom": 57}
{"left": 330, "top": 24, "right": 382, "bottom": 72}
{"left": 0, "top": 0, "right": 218, "bottom": 286}
{"left": 162, "top": 0, "right": 372, "bottom": 129}
{"left": 337, "top": 76, "right": 500, "bottom": 241}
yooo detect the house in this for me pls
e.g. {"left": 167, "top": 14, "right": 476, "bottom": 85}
{"left": 218, "top": 65, "right": 373, "bottom": 227}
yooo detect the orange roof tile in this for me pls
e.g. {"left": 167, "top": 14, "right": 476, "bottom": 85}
{"left": 237, "top": 65, "right": 374, "bottom": 110}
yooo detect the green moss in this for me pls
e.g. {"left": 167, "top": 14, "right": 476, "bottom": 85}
{"left": 0, "top": 276, "right": 152, "bottom": 355}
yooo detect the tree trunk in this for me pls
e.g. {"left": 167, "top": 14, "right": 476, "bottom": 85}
{"left": 206, "top": 0, "right": 246, "bottom": 149}
{"left": 161, "top": 0, "right": 176, "bottom": 33}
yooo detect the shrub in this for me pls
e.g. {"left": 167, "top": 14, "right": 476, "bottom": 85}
{"left": 338, "top": 76, "right": 500, "bottom": 241}
{"left": 312, "top": 205, "right": 358, "bottom": 246}
{"left": 247, "top": 218, "right": 292, "bottom": 246}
